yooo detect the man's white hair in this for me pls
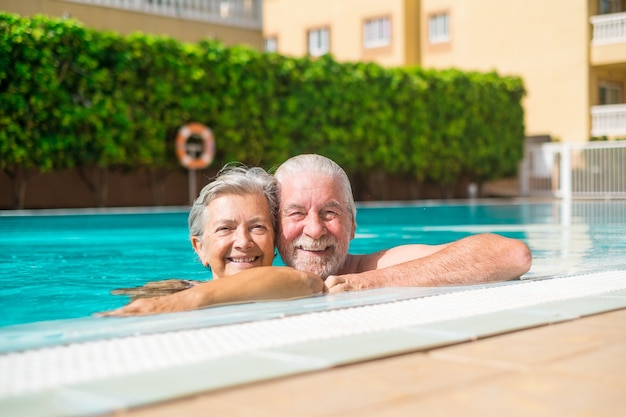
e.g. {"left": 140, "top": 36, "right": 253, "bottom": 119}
{"left": 274, "top": 154, "right": 356, "bottom": 222}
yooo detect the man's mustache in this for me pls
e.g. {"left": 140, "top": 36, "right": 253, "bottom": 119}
{"left": 292, "top": 235, "right": 337, "bottom": 251}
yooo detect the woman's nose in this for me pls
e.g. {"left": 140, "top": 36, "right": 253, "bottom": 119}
{"left": 233, "top": 227, "right": 253, "bottom": 248}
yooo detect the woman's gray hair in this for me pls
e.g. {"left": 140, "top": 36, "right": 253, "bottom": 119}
{"left": 188, "top": 164, "right": 279, "bottom": 237}
{"left": 273, "top": 154, "right": 356, "bottom": 222}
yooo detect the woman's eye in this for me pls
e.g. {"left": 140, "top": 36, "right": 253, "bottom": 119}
{"left": 251, "top": 224, "right": 268, "bottom": 232}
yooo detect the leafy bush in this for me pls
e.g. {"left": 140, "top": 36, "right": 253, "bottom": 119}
{"left": 0, "top": 12, "right": 525, "bottom": 206}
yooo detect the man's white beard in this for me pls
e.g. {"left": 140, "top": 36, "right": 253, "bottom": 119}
{"left": 279, "top": 234, "right": 349, "bottom": 279}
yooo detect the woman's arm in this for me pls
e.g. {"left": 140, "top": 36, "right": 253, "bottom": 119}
{"left": 99, "top": 266, "right": 323, "bottom": 316}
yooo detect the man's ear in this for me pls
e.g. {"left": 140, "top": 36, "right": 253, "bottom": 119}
{"left": 350, "top": 220, "right": 356, "bottom": 240}
{"left": 190, "top": 236, "right": 207, "bottom": 265}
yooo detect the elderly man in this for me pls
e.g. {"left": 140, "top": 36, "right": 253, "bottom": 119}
{"left": 274, "top": 154, "right": 531, "bottom": 293}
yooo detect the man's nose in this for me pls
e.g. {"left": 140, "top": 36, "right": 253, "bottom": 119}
{"left": 303, "top": 215, "right": 326, "bottom": 240}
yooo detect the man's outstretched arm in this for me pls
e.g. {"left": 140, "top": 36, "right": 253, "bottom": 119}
{"left": 325, "top": 233, "right": 531, "bottom": 293}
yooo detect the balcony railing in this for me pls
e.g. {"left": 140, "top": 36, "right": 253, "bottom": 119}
{"left": 63, "top": 0, "right": 262, "bottom": 29}
{"left": 590, "top": 12, "right": 626, "bottom": 45}
{"left": 520, "top": 141, "right": 626, "bottom": 199}
{"left": 591, "top": 104, "right": 626, "bottom": 137}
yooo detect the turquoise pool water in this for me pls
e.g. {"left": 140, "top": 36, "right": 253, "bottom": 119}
{"left": 1, "top": 200, "right": 625, "bottom": 328}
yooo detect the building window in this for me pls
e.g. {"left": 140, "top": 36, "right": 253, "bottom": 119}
{"left": 363, "top": 17, "right": 391, "bottom": 49}
{"left": 428, "top": 12, "right": 450, "bottom": 44}
{"left": 599, "top": 0, "right": 622, "bottom": 14}
{"left": 308, "top": 28, "right": 330, "bottom": 57}
{"left": 265, "top": 37, "right": 277, "bottom": 53}
{"left": 599, "top": 81, "right": 623, "bottom": 104}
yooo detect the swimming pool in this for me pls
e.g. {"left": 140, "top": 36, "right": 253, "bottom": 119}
{"left": 1, "top": 200, "right": 625, "bottom": 329}
{"left": 0, "top": 208, "right": 208, "bottom": 327}
{"left": 1, "top": 199, "right": 626, "bottom": 416}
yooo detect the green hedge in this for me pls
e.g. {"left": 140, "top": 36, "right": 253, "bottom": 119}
{"left": 1, "top": 13, "right": 526, "bottom": 203}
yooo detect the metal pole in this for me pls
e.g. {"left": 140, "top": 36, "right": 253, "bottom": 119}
{"left": 188, "top": 169, "right": 197, "bottom": 204}
{"left": 560, "top": 143, "right": 572, "bottom": 200}
{"left": 519, "top": 145, "right": 530, "bottom": 197}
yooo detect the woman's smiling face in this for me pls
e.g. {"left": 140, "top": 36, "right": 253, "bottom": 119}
{"left": 192, "top": 193, "right": 275, "bottom": 279}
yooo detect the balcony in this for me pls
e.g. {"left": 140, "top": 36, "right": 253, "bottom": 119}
{"left": 590, "top": 12, "right": 626, "bottom": 45}
{"left": 64, "top": 0, "right": 262, "bottom": 29}
{"left": 591, "top": 104, "right": 626, "bottom": 138}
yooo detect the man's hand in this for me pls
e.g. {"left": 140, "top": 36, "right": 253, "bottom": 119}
{"left": 324, "top": 274, "right": 361, "bottom": 293}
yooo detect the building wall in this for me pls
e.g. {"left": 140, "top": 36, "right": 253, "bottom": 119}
{"left": 421, "top": 0, "right": 591, "bottom": 143}
{"left": 591, "top": 41, "right": 626, "bottom": 66}
{"left": 0, "top": 0, "right": 263, "bottom": 48}
{"left": 263, "top": 0, "right": 418, "bottom": 67}
{"left": 403, "top": 0, "right": 421, "bottom": 66}
{"left": 265, "top": 0, "right": 607, "bottom": 144}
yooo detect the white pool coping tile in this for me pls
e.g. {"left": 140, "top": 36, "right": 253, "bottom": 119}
{"left": 1, "top": 354, "right": 329, "bottom": 417}
{"left": 273, "top": 327, "right": 472, "bottom": 365}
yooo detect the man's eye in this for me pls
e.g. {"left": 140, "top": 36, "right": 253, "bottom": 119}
{"left": 322, "top": 211, "right": 339, "bottom": 219}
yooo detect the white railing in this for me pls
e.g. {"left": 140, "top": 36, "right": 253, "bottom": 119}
{"left": 592, "top": 104, "right": 626, "bottom": 137}
{"left": 63, "top": 0, "right": 262, "bottom": 29}
{"left": 520, "top": 141, "right": 626, "bottom": 199}
{"left": 590, "top": 12, "right": 626, "bottom": 45}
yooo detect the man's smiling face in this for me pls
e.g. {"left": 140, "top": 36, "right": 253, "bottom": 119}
{"left": 277, "top": 172, "right": 354, "bottom": 278}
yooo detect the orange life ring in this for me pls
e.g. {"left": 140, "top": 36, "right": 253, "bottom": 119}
{"left": 175, "top": 123, "right": 215, "bottom": 170}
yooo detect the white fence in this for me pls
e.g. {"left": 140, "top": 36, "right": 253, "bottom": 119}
{"left": 63, "top": 0, "right": 262, "bottom": 29}
{"left": 590, "top": 12, "right": 626, "bottom": 45}
{"left": 520, "top": 141, "right": 626, "bottom": 199}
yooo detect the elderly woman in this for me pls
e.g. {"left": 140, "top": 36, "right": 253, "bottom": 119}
{"left": 102, "top": 165, "right": 324, "bottom": 316}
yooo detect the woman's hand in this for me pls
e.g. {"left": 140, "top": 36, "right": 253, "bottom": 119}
{"left": 99, "top": 288, "right": 203, "bottom": 316}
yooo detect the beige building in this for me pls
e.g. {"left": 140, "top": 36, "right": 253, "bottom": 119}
{"left": 263, "top": 0, "right": 420, "bottom": 68}
{"left": 263, "top": 0, "right": 626, "bottom": 144}
{"left": 0, "top": 0, "right": 263, "bottom": 48}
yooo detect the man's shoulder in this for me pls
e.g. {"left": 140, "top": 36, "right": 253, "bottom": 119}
{"left": 342, "top": 252, "right": 381, "bottom": 274}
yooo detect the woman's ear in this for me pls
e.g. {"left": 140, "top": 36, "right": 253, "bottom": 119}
{"left": 191, "top": 236, "right": 207, "bottom": 266}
